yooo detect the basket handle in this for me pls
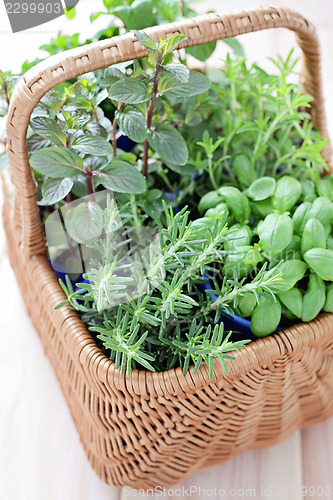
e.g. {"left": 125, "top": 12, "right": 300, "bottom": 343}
{"left": 6, "top": 5, "right": 332, "bottom": 257}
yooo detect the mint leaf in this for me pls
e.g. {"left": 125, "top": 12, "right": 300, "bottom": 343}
{"left": 159, "top": 71, "right": 210, "bottom": 98}
{"left": 116, "top": 108, "right": 147, "bottom": 143}
{"left": 72, "top": 135, "right": 113, "bottom": 156}
{"left": 30, "top": 117, "right": 66, "bottom": 147}
{"left": 109, "top": 78, "right": 150, "bottom": 104}
{"left": 30, "top": 147, "right": 82, "bottom": 178}
{"left": 163, "top": 62, "right": 189, "bottom": 83}
{"left": 98, "top": 160, "right": 146, "bottom": 193}
{"left": 148, "top": 124, "right": 188, "bottom": 166}
{"left": 132, "top": 30, "right": 158, "bottom": 49}
{"left": 160, "top": 34, "right": 187, "bottom": 56}
{"left": 42, "top": 177, "right": 74, "bottom": 204}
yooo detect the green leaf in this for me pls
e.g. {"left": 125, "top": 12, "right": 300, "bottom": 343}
{"left": 237, "top": 292, "right": 257, "bottom": 317}
{"left": 0, "top": 151, "right": 9, "bottom": 173}
{"left": 163, "top": 62, "right": 189, "bottom": 84}
{"left": 292, "top": 202, "right": 312, "bottom": 235}
{"left": 153, "top": 0, "right": 180, "bottom": 21}
{"left": 132, "top": 30, "right": 159, "bottom": 49}
{"left": 224, "top": 225, "right": 252, "bottom": 251}
{"left": 304, "top": 248, "right": 333, "bottom": 281}
{"left": 42, "top": 177, "right": 74, "bottom": 204}
{"left": 277, "top": 288, "right": 303, "bottom": 318}
{"left": 64, "top": 6, "right": 76, "bottom": 19}
{"left": 186, "top": 42, "right": 217, "bottom": 62}
{"left": 217, "top": 186, "right": 251, "bottom": 224}
{"left": 324, "top": 283, "right": 333, "bottom": 312}
{"left": 30, "top": 147, "right": 82, "bottom": 178}
{"left": 109, "top": 78, "right": 150, "bottom": 104}
{"left": 160, "top": 34, "right": 187, "bottom": 56}
{"left": 148, "top": 124, "right": 188, "bottom": 165}
{"left": 30, "top": 117, "right": 66, "bottom": 147}
{"left": 247, "top": 177, "right": 276, "bottom": 201}
{"left": 159, "top": 71, "right": 210, "bottom": 98}
{"left": 72, "top": 135, "right": 113, "bottom": 156}
{"left": 232, "top": 154, "right": 257, "bottom": 189}
{"left": 251, "top": 295, "right": 281, "bottom": 337}
{"left": 64, "top": 202, "right": 103, "bottom": 245}
{"left": 258, "top": 213, "right": 293, "bottom": 257}
{"left": 100, "top": 67, "right": 125, "bottom": 87}
{"left": 272, "top": 176, "right": 302, "bottom": 213}
{"left": 223, "top": 38, "right": 245, "bottom": 56}
{"left": 301, "top": 218, "right": 326, "bottom": 254}
{"left": 98, "top": 160, "right": 146, "bottom": 193}
{"left": 302, "top": 273, "right": 326, "bottom": 322}
{"left": 264, "top": 260, "right": 307, "bottom": 292}
{"left": 113, "top": 0, "right": 156, "bottom": 30}
{"left": 198, "top": 191, "right": 222, "bottom": 213}
{"left": 115, "top": 108, "right": 147, "bottom": 143}
{"left": 307, "top": 197, "right": 333, "bottom": 226}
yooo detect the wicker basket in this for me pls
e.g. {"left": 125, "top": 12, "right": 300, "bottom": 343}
{"left": 3, "top": 5, "right": 333, "bottom": 489}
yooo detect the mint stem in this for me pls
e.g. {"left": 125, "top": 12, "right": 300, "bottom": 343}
{"left": 142, "top": 66, "right": 161, "bottom": 178}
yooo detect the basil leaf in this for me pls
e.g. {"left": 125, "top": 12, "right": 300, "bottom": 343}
{"left": 264, "top": 260, "right": 307, "bottom": 292}
{"left": 217, "top": 186, "right": 251, "bottom": 224}
{"left": 247, "top": 177, "right": 276, "bottom": 201}
{"left": 30, "top": 117, "right": 66, "bottom": 147}
{"left": 304, "top": 248, "right": 333, "bottom": 281}
{"left": 277, "top": 288, "right": 303, "bottom": 318}
{"left": 251, "top": 295, "right": 281, "bottom": 337}
{"left": 272, "top": 176, "right": 302, "bottom": 213}
{"left": 98, "top": 160, "right": 146, "bottom": 193}
{"left": 308, "top": 197, "right": 333, "bottom": 226}
{"left": 42, "top": 177, "right": 74, "bottom": 204}
{"left": 198, "top": 191, "right": 222, "bottom": 213}
{"left": 224, "top": 225, "right": 252, "bottom": 251}
{"left": 302, "top": 273, "right": 326, "bottom": 322}
{"left": 72, "top": 135, "right": 113, "bottom": 156}
{"left": 258, "top": 213, "right": 293, "bottom": 257}
{"left": 237, "top": 292, "right": 257, "bottom": 317}
{"left": 30, "top": 147, "right": 82, "bottom": 178}
{"left": 292, "top": 202, "right": 312, "bottom": 235}
{"left": 301, "top": 218, "right": 326, "bottom": 254}
{"left": 109, "top": 78, "right": 150, "bottom": 104}
{"left": 148, "top": 124, "right": 188, "bottom": 166}
{"left": 116, "top": 108, "right": 147, "bottom": 143}
{"left": 324, "top": 283, "right": 333, "bottom": 312}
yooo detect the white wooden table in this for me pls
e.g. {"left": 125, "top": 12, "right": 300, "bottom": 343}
{"left": 1, "top": 1, "right": 333, "bottom": 499}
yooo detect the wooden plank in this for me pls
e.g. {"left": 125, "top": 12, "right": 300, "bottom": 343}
{"left": 302, "top": 420, "right": 333, "bottom": 499}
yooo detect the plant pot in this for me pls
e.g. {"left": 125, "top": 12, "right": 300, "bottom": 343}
{"left": 3, "top": 7, "right": 333, "bottom": 489}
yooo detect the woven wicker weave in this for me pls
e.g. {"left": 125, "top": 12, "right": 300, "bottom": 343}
{"left": 3, "top": 5, "right": 333, "bottom": 489}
